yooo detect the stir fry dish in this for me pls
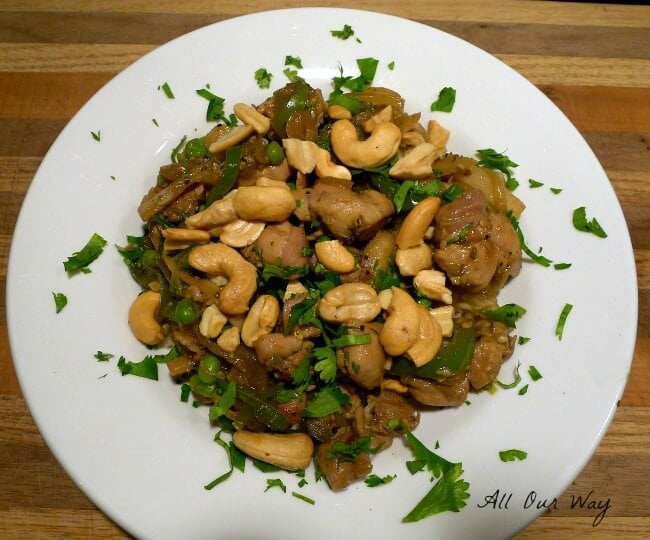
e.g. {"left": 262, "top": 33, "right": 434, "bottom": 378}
{"left": 120, "top": 77, "right": 526, "bottom": 492}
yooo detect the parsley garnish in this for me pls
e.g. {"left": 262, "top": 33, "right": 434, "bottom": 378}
{"left": 400, "top": 426, "right": 470, "bottom": 522}
{"left": 196, "top": 88, "right": 237, "bottom": 125}
{"left": 373, "top": 257, "right": 401, "bottom": 291}
{"left": 442, "top": 183, "right": 464, "bottom": 201}
{"left": 506, "top": 177, "right": 520, "bottom": 191}
{"left": 392, "top": 179, "right": 441, "bottom": 212}
{"left": 331, "top": 333, "right": 371, "bottom": 348}
{"left": 117, "top": 355, "right": 158, "bottom": 380}
{"left": 476, "top": 148, "right": 518, "bottom": 188}
{"left": 283, "top": 68, "right": 298, "bottom": 81}
{"left": 499, "top": 449, "right": 528, "bottom": 462}
{"left": 292, "top": 491, "right": 315, "bottom": 505}
{"left": 507, "top": 212, "right": 553, "bottom": 267}
{"left": 152, "top": 118, "right": 159, "bottom": 127}
{"left": 313, "top": 346, "right": 337, "bottom": 383}
{"left": 204, "top": 431, "right": 244, "bottom": 490}
{"left": 94, "top": 351, "right": 113, "bottom": 362}
{"left": 326, "top": 436, "right": 379, "bottom": 462}
{"left": 160, "top": 82, "right": 174, "bottom": 99}
{"left": 209, "top": 381, "right": 237, "bottom": 421}
{"left": 387, "top": 61, "right": 395, "bottom": 70}
{"left": 365, "top": 473, "right": 396, "bottom": 487}
{"left": 330, "top": 24, "right": 355, "bottom": 40}
{"left": 550, "top": 187, "right": 563, "bottom": 194}
{"left": 63, "top": 233, "right": 107, "bottom": 274}
{"left": 340, "top": 57, "right": 379, "bottom": 92}
{"left": 52, "top": 292, "right": 67, "bottom": 313}
{"left": 254, "top": 68, "right": 273, "bottom": 89}
{"left": 90, "top": 130, "right": 101, "bottom": 142}
{"left": 517, "top": 336, "right": 531, "bottom": 345}
{"left": 430, "top": 86, "right": 456, "bottom": 112}
{"left": 572, "top": 207, "right": 608, "bottom": 238}
{"left": 528, "top": 178, "right": 544, "bottom": 188}
{"left": 555, "top": 303, "right": 573, "bottom": 340}
{"left": 284, "top": 55, "right": 303, "bottom": 68}
{"left": 303, "top": 386, "right": 349, "bottom": 417}
{"left": 496, "top": 362, "right": 521, "bottom": 390}
{"left": 528, "top": 365, "right": 543, "bottom": 381}
{"left": 518, "top": 384, "right": 529, "bottom": 396}
{"left": 180, "top": 383, "right": 191, "bottom": 402}
{"left": 253, "top": 459, "right": 280, "bottom": 472}
{"left": 482, "top": 303, "right": 526, "bottom": 328}
{"left": 265, "top": 478, "right": 287, "bottom": 493}
{"left": 261, "top": 263, "right": 310, "bottom": 282}
{"left": 554, "top": 262, "right": 572, "bottom": 270}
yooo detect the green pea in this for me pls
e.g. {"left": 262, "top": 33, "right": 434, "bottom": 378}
{"left": 171, "top": 298, "right": 201, "bottom": 325}
{"left": 184, "top": 138, "right": 208, "bottom": 159}
{"left": 266, "top": 141, "right": 285, "bottom": 165}
{"left": 198, "top": 353, "right": 221, "bottom": 384}
{"left": 189, "top": 374, "right": 216, "bottom": 398}
{"left": 141, "top": 249, "right": 159, "bottom": 269}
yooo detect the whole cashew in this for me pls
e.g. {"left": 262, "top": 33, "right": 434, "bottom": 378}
{"left": 395, "top": 243, "right": 433, "bottom": 276}
{"left": 233, "top": 431, "right": 314, "bottom": 471}
{"left": 379, "top": 287, "right": 420, "bottom": 356}
{"left": 241, "top": 294, "right": 280, "bottom": 347}
{"left": 208, "top": 124, "right": 255, "bottom": 154}
{"left": 233, "top": 102, "right": 270, "bottom": 136}
{"left": 128, "top": 290, "right": 164, "bottom": 345}
{"left": 389, "top": 142, "right": 437, "bottom": 179}
{"left": 395, "top": 197, "right": 441, "bottom": 249}
{"left": 314, "top": 146, "right": 352, "bottom": 181}
{"left": 327, "top": 104, "right": 352, "bottom": 120}
{"left": 188, "top": 242, "right": 257, "bottom": 315}
{"left": 185, "top": 190, "right": 238, "bottom": 230}
{"left": 318, "top": 283, "right": 381, "bottom": 323}
{"left": 330, "top": 119, "right": 401, "bottom": 169}
{"left": 233, "top": 186, "right": 296, "bottom": 222}
{"left": 162, "top": 228, "right": 211, "bottom": 251}
{"left": 362, "top": 105, "right": 393, "bottom": 133}
{"left": 315, "top": 240, "right": 356, "bottom": 273}
{"left": 405, "top": 306, "right": 443, "bottom": 367}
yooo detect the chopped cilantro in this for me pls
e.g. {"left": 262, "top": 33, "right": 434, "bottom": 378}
{"left": 253, "top": 459, "right": 280, "bottom": 473}
{"left": 476, "top": 148, "right": 518, "bottom": 185}
{"left": 292, "top": 491, "right": 315, "bottom": 505}
{"left": 528, "top": 178, "right": 544, "bottom": 188}
{"left": 90, "top": 130, "right": 101, "bottom": 142}
{"left": 284, "top": 55, "right": 303, "bottom": 68}
{"left": 303, "top": 386, "right": 349, "bottom": 417}
{"left": 507, "top": 212, "right": 553, "bottom": 267}
{"left": 160, "top": 82, "right": 174, "bottom": 99}
{"left": 254, "top": 68, "right": 273, "bottom": 89}
{"left": 330, "top": 24, "right": 355, "bottom": 40}
{"left": 261, "top": 262, "right": 310, "bottom": 282}
{"left": 496, "top": 362, "right": 521, "bottom": 390}
{"left": 517, "top": 336, "right": 531, "bottom": 345}
{"left": 209, "top": 381, "right": 237, "bottom": 421}
{"left": 196, "top": 88, "right": 237, "bottom": 125}
{"left": 152, "top": 118, "right": 159, "bottom": 127}
{"left": 298, "top": 478, "right": 308, "bottom": 488}
{"left": 447, "top": 223, "right": 472, "bottom": 244}
{"left": 430, "top": 86, "right": 456, "bottom": 113}
{"left": 482, "top": 303, "right": 526, "bottom": 328}
{"left": 326, "top": 436, "right": 379, "bottom": 462}
{"left": 550, "top": 187, "right": 563, "bottom": 194}
{"left": 170, "top": 135, "right": 187, "bottom": 163}
{"left": 528, "top": 365, "right": 543, "bottom": 381}
{"left": 265, "top": 478, "right": 287, "bottom": 493}
{"left": 117, "top": 355, "right": 158, "bottom": 380}
{"left": 392, "top": 179, "right": 441, "bottom": 212}
{"left": 94, "top": 351, "right": 113, "bottom": 362}
{"left": 180, "top": 383, "right": 191, "bottom": 402}
{"left": 505, "top": 177, "right": 520, "bottom": 191}
{"left": 63, "top": 233, "right": 107, "bottom": 274}
{"left": 204, "top": 431, "right": 236, "bottom": 490}
{"left": 331, "top": 333, "right": 371, "bottom": 348}
{"left": 313, "top": 346, "right": 337, "bottom": 383}
{"left": 365, "top": 473, "right": 396, "bottom": 487}
{"left": 52, "top": 292, "right": 67, "bottom": 313}
{"left": 499, "top": 449, "right": 528, "bottom": 462}
{"left": 373, "top": 257, "right": 401, "bottom": 291}
{"left": 387, "top": 61, "right": 395, "bottom": 70}
{"left": 572, "top": 207, "right": 608, "bottom": 238}
{"left": 554, "top": 262, "right": 572, "bottom": 270}
{"left": 442, "top": 183, "right": 464, "bottom": 201}
{"left": 341, "top": 57, "right": 379, "bottom": 92}
{"left": 555, "top": 303, "right": 573, "bottom": 340}
{"left": 110, "top": 175, "right": 116, "bottom": 181}
{"left": 283, "top": 68, "right": 299, "bottom": 81}
{"left": 518, "top": 384, "right": 529, "bottom": 396}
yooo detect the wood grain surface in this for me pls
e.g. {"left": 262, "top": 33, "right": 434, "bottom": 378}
{"left": 1, "top": 1, "right": 648, "bottom": 538}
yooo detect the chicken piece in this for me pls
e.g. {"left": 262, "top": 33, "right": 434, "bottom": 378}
{"left": 253, "top": 333, "right": 313, "bottom": 378}
{"left": 489, "top": 212, "right": 522, "bottom": 289}
{"left": 316, "top": 430, "right": 373, "bottom": 490}
{"left": 244, "top": 221, "right": 310, "bottom": 270}
{"left": 467, "top": 319, "right": 514, "bottom": 389}
{"left": 401, "top": 371, "right": 469, "bottom": 407}
{"left": 365, "top": 390, "right": 419, "bottom": 435}
{"left": 336, "top": 323, "right": 385, "bottom": 389}
{"left": 307, "top": 178, "right": 394, "bottom": 241}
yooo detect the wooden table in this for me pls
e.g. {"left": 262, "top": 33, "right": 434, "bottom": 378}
{"left": 0, "top": 1, "right": 648, "bottom": 537}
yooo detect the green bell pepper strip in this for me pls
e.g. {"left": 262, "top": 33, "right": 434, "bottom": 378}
{"left": 271, "top": 78, "right": 312, "bottom": 136}
{"left": 388, "top": 326, "right": 476, "bottom": 379}
{"left": 206, "top": 145, "right": 242, "bottom": 205}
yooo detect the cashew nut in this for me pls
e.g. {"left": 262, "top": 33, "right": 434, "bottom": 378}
{"left": 315, "top": 240, "right": 356, "bottom": 273}
{"left": 379, "top": 287, "right": 420, "bottom": 356}
{"left": 162, "top": 228, "right": 211, "bottom": 251}
{"left": 395, "top": 243, "right": 433, "bottom": 276}
{"left": 185, "top": 190, "right": 238, "bottom": 230}
{"left": 381, "top": 378, "right": 408, "bottom": 394}
{"left": 429, "top": 305, "right": 455, "bottom": 337}
{"left": 188, "top": 242, "right": 257, "bottom": 315}
{"left": 389, "top": 143, "right": 437, "bottom": 179}
{"left": 233, "top": 102, "right": 270, "bottom": 136}
{"left": 395, "top": 197, "right": 441, "bottom": 249}
{"left": 128, "top": 291, "right": 164, "bottom": 345}
{"left": 284, "top": 280, "right": 309, "bottom": 301}
{"left": 232, "top": 431, "right": 314, "bottom": 471}
{"left": 427, "top": 119, "right": 450, "bottom": 150}
{"left": 405, "top": 306, "right": 443, "bottom": 367}
{"left": 208, "top": 124, "right": 255, "bottom": 154}
{"left": 232, "top": 186, "right": 296, "bottom": 222}
{"left": 219, "top": 219, "right": 266, "bottom": 248}
{"left": 217, "top": 326, "right": 241, "bottom": 352}
{"left": 400, "top": 130, "right": 427, "bottom": 148}
{"left": 255, "top": 176, "right": 291, "bottom": 190}
{"left": 330, "top": 119, "right": 401, "bottom": 169}
{"left": 318, "top": 283, "right": 381, "bottom": 324}
{"left": 314, "top": 146, "right": 352, "bottom": 181}
{"left": 241, "top": 294, "right": 280, "bottom": 347}
{"left": 282, "top": 138, "right": 317, "bottom": 174}
{"left": 363, "top": 105, "right": 393, "bottom": 133}
{"left": 327, "top": 104, "right": 352, "bottom": 120}
{"left": 413, "top": 269, "right": 453, "bottom": 304}
{"left": 199, "top": 304, "right": 227, "bottom": 339}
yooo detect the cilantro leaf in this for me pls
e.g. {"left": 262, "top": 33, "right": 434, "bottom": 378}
{"left": 254, "top": 68, "right": 273, "bottom": 89}
{"left": 94, "top": 351, "right": 113, "bottom": 362}
{"left": 342, "top": 57, "right": 379, "bottom": 92}
{"left": 313, "top": 347, "right": 337, "bottom": 383}
{"left": 554, "top": 262, "right": 572, "bottom": 270}
{"left": 499, "top": 449, "right": 528, "bottom": 462}
{"left": 550, "top": 187, "right": 563, "bottom": 194}
{"left": 387, "top": 61, "right": 395, "bottom": 70}
{"left": 528, "top": 365, "right": 543, "bottom": 381}
{"left": 209, "top": 382, "right": 237, "bottom": 421}
{"left": 180, "top": 383, "right": 191, "bottom": 402}
{"left": 572, "top": 207, "right": 607, "bottom": 238}
{"left": 63, "top": 233, "right": 107, "bottom": 274}
{"left": 507, "top": 212, "right": 553, "bottom": 267}
{"left": 365, "top": 473, "right": 396, "bottom": 487}
{"left": 517, "top": 336, "right": 531, "bottom": 345}
{"left": 326, "top": 435, "right": 380, "bottom": 462}
{"left": 303, "top": 386, "right": 349, "bottom": 417}
{"left": 284, "top": 55, "right": 303, "bottom": 68}
{"left": 265, "top": 478, "right": 287, "bottom": 493}
{"left": 204, "top": 431, "right": 237, "bottom": 490}
{"left": 90, "top": 130, "right": 101, "bottom": 142}
{"left": 482, "top": 303, "right": 526, "bottom": 328}
{"left": 476, "top": 148, "right": 518, "bottom": 184}
{"left": 52, "top": 292, "right": 67, "bottom": 313}
{"left": 518, "top": 384, "right": 529, "bottom": 396}
{"left": 330, "top": 24, "right": 355, "bottom": 40}
{"left": 430, "top": 87, "right": 456, "bottom": 112}
{"left": 528, "top": 178, "right": 544, "bottom": 188}
{"left": 555, "top": 303, "right": 573, "bottom": 340}
{"left": 160, "top": 82, "right": 174, "bottom": 99}
{"left": 117, "top": 355, "right": 158, "bottom": 380}
{"left": 283, "top": 68, "right": 299, "bottom": 81}
{"left": 373, "top": 257, "right": 401, "bottom": 291}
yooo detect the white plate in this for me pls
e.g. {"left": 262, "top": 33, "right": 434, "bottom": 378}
{"left": 7, "top": 8, "right": 637, "bottom": 540}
